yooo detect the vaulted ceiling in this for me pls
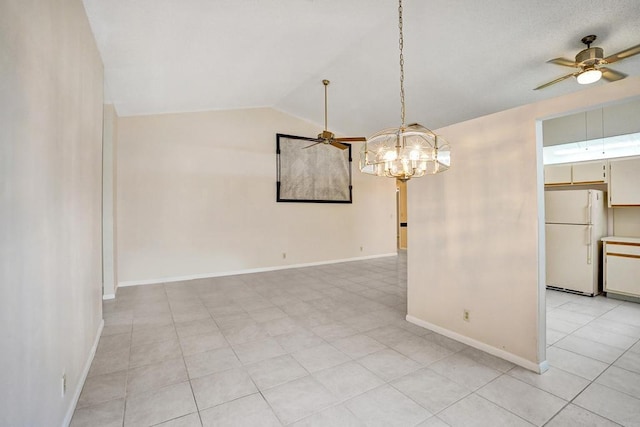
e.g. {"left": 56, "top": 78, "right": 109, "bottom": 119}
{"left": 83, "top": 0, "right": 640, "bottom": 136}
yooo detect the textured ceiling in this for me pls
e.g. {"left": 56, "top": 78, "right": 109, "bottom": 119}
{"left": 83, "top": 0, "right": 640, "bottom": 136}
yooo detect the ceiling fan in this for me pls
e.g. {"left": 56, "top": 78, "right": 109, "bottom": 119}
{"left": 534, "top": 35, "right": 640, "bottom": 90}
{"left": 303, "top": 79, "right": 366, "bottom": 150}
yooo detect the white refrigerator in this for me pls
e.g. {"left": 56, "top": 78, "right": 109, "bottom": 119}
{"left": 545, "top": 189, "right": 607, "bottom": 296}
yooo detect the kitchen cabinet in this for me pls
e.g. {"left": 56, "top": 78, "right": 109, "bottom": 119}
{"left": 572, "top": 160, "right": 607, "bottom": 184}
{"left": 543, "top": 98, "right": 640, "bottom": 147}
{"left": 609, "top": 156, "right": 640, "bottom": 206}
{"left": 544, "top": 159, "right": 607, "bottom": 186}
{"left": 603, "top": 236, "right": 640, "bottom": 299}
{"left": 544, "top": 164, "right": 572, "bottom": 185}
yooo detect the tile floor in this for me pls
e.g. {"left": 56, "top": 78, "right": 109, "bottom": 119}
{"left": 71, "top": 253, "right": 640, "bottom": 426}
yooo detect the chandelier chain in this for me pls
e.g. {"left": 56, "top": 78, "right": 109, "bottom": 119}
{"left": 398, "top": 0, "right": 405, "bottom": 128}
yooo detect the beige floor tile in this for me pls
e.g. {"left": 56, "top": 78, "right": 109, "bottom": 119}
{"left": 545, "top": 404, "right": 619, "bottom": 427}
{"left": 344, "top": 385, "right": 431, "bottom": 427}
{"left": 459, "top": 347, "right": 515, "bottom": 373}
{"left": 331, "top": 334, "right": 386, "bottom": 359}
{"left": 415, "top": 417, "right": 451, "bottom": 427}
{"left": 292, "top": 344, "right": 351, "bottom": 373}
{"left": 126, "top": 357, "right": 188, "bottom": 396}
{"left": 262, "top": 376, "right": 337, "bottom": 425}
{"left": 129, "top": 337, "right": 182, "bottom": 368}
{"left": 131, "top": 323, "right": 177, "bottom": 347}
{"left": 364, "top": 325, "right": 417, "bottom": 347}
{"left": 429, "top": 353, "right": 501, "bottom": 391}
{"left": 155, "top": 412, "right": 201, "bottom": 426}
{"left": 200, "top": 393, "right": 281, "bottom": 427}
{"left": 507, "top": 365, "right": 590, "bottom": 401}
{"left": 184, "top": 347, "right": 241, "bottom": 379}
{"left": 438, "top": 394, "right": 533, "bottom": 427}
{"left": 77, "top": 370, "right": 127, "bottom": 409}
{"left": 232, "top": 337, "right": 286, "bottom": 364}
{"left": 596, "top": 365, "right": 640, "bottom": 399}
{"left": 545, "top": 346, "right": 608, "bottom": 380}
{"left": 574, "top": 383, "right": 640, "bottom": 426}
{"left": 70, "top": 398, "right": 124, "bottom": 427}
{"left": 175, "top": 318, "right": 219, "bottom": 340}
{"left": 88, "top": 347, "right": 130, "bottom": 377}
{"left": 357, "top": 348, "right": 421, "bottom": 382}
{"left": 312, "top": 322, "right": 360, "bottom": 342}
{"left": 477, "top": 374, "right": 566, "bottom": 426}
{"left": 179, "top": 331, "right": 228, "bottom": 356}
{"left": 290, "top": 404, "right": 364, "bottom": 427}
{"left": 124, "top": 381, "right": 197, "bottom": 427}
{"left": 313, "top": 361, "right": 384, "bottom": 401}
{"left": 554, "top": 335, "right": 626, "bottom": 364}
{"left": 246, "top": 354, "right": 308, "bottom": 390}
{"left": 191, "top": 368, "right": 257, "bottom": 410}
{"left": 392, "top": 335, "right": 453, "bottom": 366}
{"left": 614, "top": 350, "right": 640, "bottom": 374}
{"left": 391, "top": 368, "right": 471, "bottom": 414}
{"left": 276, "top": 329, "right": 325, "bottom": 353}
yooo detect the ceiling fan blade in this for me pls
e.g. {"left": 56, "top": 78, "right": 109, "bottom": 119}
{"left": 334, "top": 137, "right": 366, "bottom": 142}
{"left": 534, "top": 72, "right": 578, "bottom": 90}
{"left": 600, "top": 67, "right": 627, "bottom": 82}
{"left": 604, "top": 43, "right": 640, "bottom": 64}
{"left": 547, "top": 57, "right": 577, "bottom": 68}
{"left": 330, "top": 141, "right": 349, "bottom": 150}
{"left": 303, "top": 141, "right": 323, "bottom": 149}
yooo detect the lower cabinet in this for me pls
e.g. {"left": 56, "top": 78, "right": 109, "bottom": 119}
{"left": 603, "top": 237, "right": 640, "bottom": 299}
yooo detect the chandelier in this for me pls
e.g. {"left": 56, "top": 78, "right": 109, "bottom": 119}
{"left": 359, "top": 0, "right": 451, "bottom": 181}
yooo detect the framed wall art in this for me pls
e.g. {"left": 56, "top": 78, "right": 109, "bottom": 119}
{"left": 276, "top": 133, "right": 352, "bottom": 203}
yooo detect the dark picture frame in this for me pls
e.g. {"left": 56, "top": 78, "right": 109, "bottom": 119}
{"left": 276, "top": 133, "right": 352, "bottom": 203}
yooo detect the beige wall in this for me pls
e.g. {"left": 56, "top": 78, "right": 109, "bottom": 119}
{"left": 407, "top": 76, "right": 640, "bottom": 371}
{"left": 0, "top": 1, "right": 104, "bottom": 425}
{"left": 103, "top": 104, "right": 119, "bottom": 298}
{"left": 116, "top": 108, "right": 397, "bottom": 284}
{"left": 613, "top": 207, "right": 640, "bottom": 237}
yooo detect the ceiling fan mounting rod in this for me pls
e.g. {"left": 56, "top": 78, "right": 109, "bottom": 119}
{"left": 581, "top": 34, "right": 597, "bottom": 49}
{"left": 323, "top": 79, "right": 329, "bottom": 132}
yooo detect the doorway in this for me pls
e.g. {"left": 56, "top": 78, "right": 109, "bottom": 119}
{"left": 397, "top": 179, "right": 407, "bottom": 249}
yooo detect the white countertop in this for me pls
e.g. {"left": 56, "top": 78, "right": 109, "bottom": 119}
{"left": 602, "top": 236, "right": 640, "bottom": 244}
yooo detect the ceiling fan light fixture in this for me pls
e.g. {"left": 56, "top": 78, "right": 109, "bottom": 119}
{"left": 576, "top": 68, "right": 602, "bottom": 85}
{"left": 359, "top": 0, "right": 450, "bottom": 181}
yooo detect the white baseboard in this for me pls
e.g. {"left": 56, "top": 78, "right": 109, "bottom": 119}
{"left": 118, "top": 253, "right": 398, "bottom": 287}
{"left": 62, "top": 319, "right": 104, "bottom": 427}
{"left": 102, "top": 293, "right": 115, "bottom": 300}
{"left": 406, "top": 315, "right": 547, "bottom": 374}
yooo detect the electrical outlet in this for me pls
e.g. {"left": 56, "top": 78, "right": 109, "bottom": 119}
{"left": 282, "top": 252, "right": 286, "bottom": 259}
{"left": 463, "top": 310, "right": 470, "bottom": 322}
{"left": 62, "top": 373, "right": 67, "bottom": 396}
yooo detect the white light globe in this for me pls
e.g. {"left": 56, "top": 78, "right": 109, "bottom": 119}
{"left": 577, "top": 69, "right": 602, "bottom": 85}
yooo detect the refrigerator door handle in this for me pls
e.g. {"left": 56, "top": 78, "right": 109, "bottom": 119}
{"left": 586, "top": 225, "right": 593, "bottom": 265}
{"left": 587, "top": 191, "right": 592, "bottom": 225}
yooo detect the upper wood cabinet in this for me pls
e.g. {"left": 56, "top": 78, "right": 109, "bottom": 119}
{"left": 543, "top": 109, "right": 605, "bottom": 146}
{"left": 543, "top": 98, "right": 640, "bottom": 147}
{"left": 544, "top": 159, "right": 607, "bottom": 186}
{"left": 609, "top": 156, "right": 640, "bottom": 206}
{"left": 572, "top": 160, "right": 607, "bottom": 184}
{"left": 544, "top": 164, "right": 572, "bottom": 185}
